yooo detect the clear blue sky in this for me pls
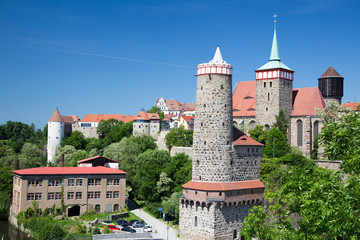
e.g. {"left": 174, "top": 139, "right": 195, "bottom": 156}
{"left": 1, "top": 0, "right": 359, "bottom": 129}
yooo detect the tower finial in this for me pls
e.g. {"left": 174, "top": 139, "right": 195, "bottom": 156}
{"left": 273, "top": 14, "right": 277, "bottom": 23}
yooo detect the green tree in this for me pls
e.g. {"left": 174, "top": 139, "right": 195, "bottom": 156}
{"left": 97, "top": 119, "right": 120, "bottom": 138}
{"left": 147, "top": 106, "right": 164, "bottom": 120}
{"left": 156, "top": 172, "right": 173, "bottom": 200}
{"left": 19, "top": 143, "right": 46, "bottom": 169}
{"left": 61, "top": 131, "right": 86, "bottom": 150}
{"left": 248, "top": 125, "right": 268, "bottom": 144}
{"left": 263, "top": 128, "right": 288, "bottom": 158}
{"left": 272, "top": 109, "right": 289, "bottom": 136}
{"left": 0, "top": 166, "right": 13, "bottom": 220}
{"left": 164, "top": 153, "right": 192, "bottom": 192}
{"left": 132, "top": 149, "right": 172, "bottom": 201}
{"left": 53, "top": 145, "right": 77, "bottom": 166}
{"left": 316, "top": 101, "right": 351, "bottom": 124}
{"left": 71, "top": 150, "right": 89, "bottom": 167}
{"left": 162, "top": 191, "right": 182, "bottom": 223}
{"left": 102, "top": 121, "right": 133, "bottom": 146}
{"left": 0, "top": 145, "right": 19, "bottom": 169}
{"left": 164, "top": 125, "right": 193, "bottom": 150}
{"left": 103, "top": 142, "right": 122, "bottom": 162}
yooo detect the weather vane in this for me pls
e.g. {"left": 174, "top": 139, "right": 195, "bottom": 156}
{"left": 273, "top": 14, "right": 277, "bottom": 23}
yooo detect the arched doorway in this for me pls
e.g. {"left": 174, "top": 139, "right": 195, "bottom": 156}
{"left": 95, "top": 204, "right": 101, "bottom": 213}
{"left": 68, "top": 205, "right": 80, "bottom": 217}
{"left": 114, "top": 204, "right": 119, "bottom": 212}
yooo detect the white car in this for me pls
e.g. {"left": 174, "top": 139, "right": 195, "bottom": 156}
{"left": 143, "top": 225, "right": 153, "bottom": 232}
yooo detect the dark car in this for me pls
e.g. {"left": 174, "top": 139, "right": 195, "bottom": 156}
{"left": 108, "top": 225, "right": 121, "bottom": 231}
{"left": 121, "top": 226, "right": 136, "bottom": 233}
{"left": 128, "top": 220, "right": 138, "bottom": 226}
{"left": 116, "top": 219, "right": 128, "bottom": 226}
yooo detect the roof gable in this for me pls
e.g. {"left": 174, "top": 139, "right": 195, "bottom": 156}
{"left": 291, "top": 87, "right": 326, "bottom": 116}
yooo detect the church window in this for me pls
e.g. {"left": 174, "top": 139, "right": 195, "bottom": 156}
{"left": 250, "top": 121, "right": 255, "bottom": 129}
{"left": 314, "top": 121, "right": 319, "bottom": 140}
{"left": 194, "top": 216, "right": 198, "bottom": 227}
{"left": 297, "top": 120, "right": 303, "bottom": 147}
{"left": 264, "top": 82, "right": 266, "bottom": 88}
{"left": 270, "top": 82, "right": 272, "bottom": 87}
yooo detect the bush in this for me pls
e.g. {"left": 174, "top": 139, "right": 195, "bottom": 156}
{"left": 25, "top": 207, "right": 34, "bottom": 219}
{"left": 93, "top": 226, "right": 101, "bottom": 235}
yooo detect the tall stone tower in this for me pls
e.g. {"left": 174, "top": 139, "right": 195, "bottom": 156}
{"left": 47, "top": 108, "right": 65, "bottom": 163}
{"left": 255, "top": 20, "right": 294, "bottom": 129}
{"left": 318, "top": 66, "right": 344, "bottom": 105}
{"left": 179, "top": 47, "right": 264, "bottom": 240}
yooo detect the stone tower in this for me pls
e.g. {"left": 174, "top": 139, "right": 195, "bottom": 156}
{"left": 255, "top": 20, "right": 294, "bottom": 129}
{"left": 179, "top": 47, "right": 264, "bottom": 240}
{"left": 47, "top": 108, "right": 65, "bottom": 163}
{"left": 318, "top": 66, "right": 344, "bottom": 105}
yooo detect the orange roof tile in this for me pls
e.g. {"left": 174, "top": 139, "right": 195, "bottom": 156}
{"left": 181, "top": 115, "right": 195, "bottom": 123}
{"left": 122, "top": 115, "right": 137, "bottom": 122}
{"left": 182, "top": 180, "right": 264, "bottom": 191}
{"left": 232, "top": 81, "right": 256, "bottom": 117}
{"left": 291, "top": 87, "right": 326, "bottom": 116}
{"left": 81, "top": 114, "right": 124, "bottom": 122}
{"left": 342, "top": 102, "right": 359, "bottom": 110}
{"left": 159, "top": 99, "right": 195, "bottom": 111}
{"left": 233, "top": 127, "right": 263, "bottom": 146}
{"left": 49, "top": 109, "right": 63, "bottom": 122}
{"left": 320, "top": 66, "right": 343, "bottom": 78}
{"left": 12, "top": 166, "right": 126, "bottom": 176}
{"left": 134, "top": 111, "right": 160, "bottom": 121}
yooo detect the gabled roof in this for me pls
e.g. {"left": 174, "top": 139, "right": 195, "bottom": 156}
{"left": 49, "top": 109, "right": 79, "bottom": 123}
{"left": 81, "top": 114, "right": 124, "bottom": 122}
{"left": 320, "top": 66, "right": 343, "bottom": 78}
{"left": 12, "top": 166, "right": 126, "bottom": 176}
{"left": 233, "top": 127, "right": 263, "bottom": 146}
{"left": 342, "top": 102, "right": 359, "bottom": 110}
{"left": 291, "top": 87, "right": 326, "bottom": 116}
{"left": 232, "top": 81, "right": 256, "bottom": 117}
{"left": 77, "top": 155, "right": 119, "bottom": 164}
{"left": 134, "top": 111, "right": 160, "bottom": 121}
{"left": 181, "top": 115, "right": 195, "bottom": 123}
{"left": 122, "top": 115, "right": 137, "bottom": 123}
{"left": 162, "top": 114, "right": 177, "bottom": 122}
{"left": 182, "top": 180, "right": 264, "bottom": 191}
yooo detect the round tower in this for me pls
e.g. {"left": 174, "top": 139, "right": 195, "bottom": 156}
{"left": 47, "top": 108, "right": 65, "bottom": 163}
{"left": 318, "top": 66, "right": 344, "bottom": 105}
{"left": 193, "top": 46, "right": 234, "bottom": 182}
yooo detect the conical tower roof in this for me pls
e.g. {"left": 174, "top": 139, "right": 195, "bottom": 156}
{"left": 319, "top": 66, "right": 343, "bottom": 78}
{"left": 49, "top": 108, "right": 64, "bottom": 122}
{"left": 210, "top": 46, "right": 224, "bottom": 64}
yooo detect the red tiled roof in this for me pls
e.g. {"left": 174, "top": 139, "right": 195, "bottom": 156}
{"left": 181, "top": 115, "right": 195, "bottom": 123}
{"left": 81, "top": 114, "right": 124, "bottom": 122}
{"left": 12, "top": 166, "right": 126, "bottom": 176}
{"left": 182, "top": 180, "right": 264, "bottom": 191}
{"left": 158, "top": 99, "right": 195, "bottom": 111}
{"left": 162, "top": 114, "right": 177, "bottom": 122}
{"left": 122, "top": 115, "right": 137, "bottom": 122}
{"left": 233, "top": 127, "right": 263, "bottom": 146}
{"left": 77, "top": 155, "right": 119, "bottom": 164}
{"left": 342, "top": 102, "right": 359, "bottom": 111}
{"left": 320, "top": 66, "right": 342, "bottom": 78}
{"left": 184, "top": 108, "right": 195, "bottom": 111}
{"left": 62, "top": 115, "right": 80, "bottom": 123}
{"left": 134, "top": 111, "right": 160, "bottom": 121}
{"left": 49, "top": 109, "right": 79, "bottom": 123}
{"left": 232, "top": 81, "right": 256, "bottom": 117}
{"left": 291, "top": 87, "right": 326, "bottom": 116}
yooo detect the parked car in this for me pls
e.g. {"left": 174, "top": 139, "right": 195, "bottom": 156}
{"left": 128, "top": 220, "right": 138, "bottom": 226}
{"left": 143, "top": 225, "right": 152, "bottom": 232}
{"left": 108, "top": 225, "right": 121, "bottom": 231}
{"left": 133, "top": 221, "right": 146, "bottom": 228}
{"left": 121, "top": 226, "right": 136, "bottom": 233}
{"left": 101, "top": 220, "right": 112, "bottom": 225}
{"left": 116, "top": 219, "right": 128, "bottom": 226}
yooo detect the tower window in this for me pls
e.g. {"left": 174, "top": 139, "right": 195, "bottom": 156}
{"left": 221, "top": 85, "right": 223, "bottom": 89}
{"left": 204, "top": 104, "right": 206, "bottom": 107}
{"left": 264, "top": 82, "right": 266, "bottom": 88}
{"left": 230, "top": 160, "right": 233, "bottom": 165}
{"left": 265, "top": 124, "right": 270, "bottom": 131}
{"left": 197, "top": 160, "right": 199, "bottom": 166}
{"left": 222, "top": 122, "right": 225, "bottom": 127}
{"left": 199, "top": 176, "right": 201, "bottom": 180}
{"left": 201, "top": 122, "right": 203, "bottom": 126}
{"left": 195, "top": 191, "right": 197, "bottom": 195}
{"left": 266, "top": 107, "right": 268, "bottom": 111}
{"left": 268, "top": 93, "right": 270, "bottom": 101}
{"left": 195, "top": 216, "right": 198, "bottom": 227}
{"left": 270, "top": 82, "right": 272, "bottom": 87}
{"left": 201, "top": 86, "right": 203, "bottom": 90}
{"left": 204, "top": 141, "right": 206, "bottom": 145}
{"left": 219, "top": 192, "right": 222, "bottom": 196}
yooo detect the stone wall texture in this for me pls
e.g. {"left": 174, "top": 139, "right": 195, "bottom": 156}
{"left": 170, "top": 146, "right": 194, "bottom": 159}
{"left": 314, "top": 160, "right": 341, "bottom": 171}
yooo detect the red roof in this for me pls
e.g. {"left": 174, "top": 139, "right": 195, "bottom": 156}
{"left": 81, "top": 114, "right": 124, "bottom": 122}
{"left": 157, "top": 99, "right": 195, "bottom": 112}
{"left": 320, "top": 66, "right": 343, "bottom": 78}
{"left": 233, "top": 127, "right": 263, "bottom": 146}
{"left": 181, "top": 115, "right": 195, "bottom": 123}
{"left": 122, "top": 115, "right": 137, "bottom": 122}
{"left": 232, "top": 81, "right": 256, "bottom": 117}
{"left": 77, "top": 155, "right": 119, "bottom": 164}
{"left": 342, "top": 102, "right": 359, "bottom": 111}
{"left": 182, "top": 180, "right": 264, "bottom": 191}
{"left": 291, "top": 87, "right": 326, "bottom": 116}
{"left": 12, "top": 166, "right": 126, "bottom": 176}
{"left": 49, "top": 109, "right": 79, "bottom": 123}
{"left": 134, "top": 111, "right": 160, "bottom": 121}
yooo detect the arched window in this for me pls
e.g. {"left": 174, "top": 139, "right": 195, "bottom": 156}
{"left": 297, "top": 120, "right": 303, "bottom": 147}
{"left": 273, "top": 71, "right": 277, "bottom": 77}
{"left": 314, "top": 121, "right": 319, "bottom": 140}
{"left": 265, "top": 124, "right": 270, "bottom": 131}
{"left": 95, "top": 204, "right": 101, "bottom": 213}
{"left": 113, "top": 204, "right": 119, "bottom": 212}
{"left": 250, "top": 120, "right": 255, "bottom": 129}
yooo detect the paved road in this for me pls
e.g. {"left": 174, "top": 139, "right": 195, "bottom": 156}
{"left": 128, "top": 199, "right": 181, "bottom": 240}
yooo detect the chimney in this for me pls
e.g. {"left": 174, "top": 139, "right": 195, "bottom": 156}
{"left": 61, "top": 154, "right": 65, "bottom": 167}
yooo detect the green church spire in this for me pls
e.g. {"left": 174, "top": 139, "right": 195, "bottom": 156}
{"left": 270, "top": 15, "right": 280, "bottom": 61}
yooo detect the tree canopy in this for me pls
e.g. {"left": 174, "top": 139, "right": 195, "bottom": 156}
{"left": 263, "top": 128, "right": 288, "bottom": 158}
{"left": 272, "top": 109, "right": 289, "bottom": 136}
{"left": 164, "top": 125, "right": 193, "bottom": 150}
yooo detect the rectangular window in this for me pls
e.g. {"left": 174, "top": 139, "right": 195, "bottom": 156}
{"left": 67, "top": 192, "right": 74, "bottom": 199}
{"left": 35, "top": 193, "right": 42, "bottom": 200}
{"left": 106, "top": 191, "right": 113, "bottom": 199}
{"left": 48, "top": 180, "right": 55, "bottom": 186}
{"left": 27, "top": 193, "right": 34, "bottom": 201}
{"left": 36, "top": 180, "right": 42, "bottom": 187}
{"left": 76, "top": 192, "right": 82, "bottom": 199}
{"left": 113, "top": 179, "right": 120, "bottom": 185}
{"left": 95, "top": 179, "right": 101, "bottom": 186}
{"left": 113, "top": 191, "right": 119, "bottom": 198}
{"left": 28, "top": 180, "right": 35, "bottom": 187}
{"left": 107, "top": 179, "right": 113, "bottom": 186}
{"left": 76, "top": 179, "right": 83, "bottom": 186}
{"left": 68, "top": 179, "right": 74, "bottom": 187}
{"left": 56, "top": 179, "right": 62, "bottom": 186}
{"left": 95, "top": 191, "right": 101, "bottom": 199}
{"left": 55, "top": 192, "right": 61, "bottom": 200}
{"left": 88, "top": 192, "right": 94, "bottom": 199}
{"left": 88, "top": 179, "right": 95, "bottom": 186}
{"left": 48, "top": 192, "right": 55, "bottom": 200}
{"left": 81, "top": 123, "right": 91, "bottom": 127}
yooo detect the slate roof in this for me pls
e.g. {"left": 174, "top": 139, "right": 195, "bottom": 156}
{"left": 12, "top": 166, "right": 126, "bottom": 176}
{"left": 320, "top": 66, "right": 343, "bottom": 78}
{"left": 182, "top": 180, "right": 264, "bottom": 191}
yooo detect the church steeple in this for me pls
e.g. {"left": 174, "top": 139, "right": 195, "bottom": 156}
{"left": 270, "top": 20, "right": 280, "bottom": 61}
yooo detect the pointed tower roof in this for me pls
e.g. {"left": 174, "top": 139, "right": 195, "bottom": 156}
{"left": 319, "top": 66, "right": 343, "bottom": 78}
{"left": 257, "top": 20, "right": 292, "bottom": 71}
{"left": 49, "top": 108, "right": 64, "bottom": 122}
{"left": 210, "top": 46, "right": 224, "bottom": 64}
{"left": 197, "top": 46, "right": 232, "bottom": 76}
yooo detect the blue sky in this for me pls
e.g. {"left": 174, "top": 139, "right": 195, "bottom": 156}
{"left": 0, "top": 0, "right": 359, "bottom": 129}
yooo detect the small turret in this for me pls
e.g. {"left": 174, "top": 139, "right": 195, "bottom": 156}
{"left": 47, "top": 108, "right": 65, "bottom": 163}
{"left": 318, "top": 66, "right": 344, "bottom": 105}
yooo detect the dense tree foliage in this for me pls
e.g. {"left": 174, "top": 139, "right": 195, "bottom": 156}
{"left": 272, "top": 109, "right": 289, "bottom": 136}
{"left": 248, "top": 125, "right": 268, "bottom": 144}
{"left": 0, "top": 166, "right": 13, "bottom": 220}
{"left": 147, "top": 106, "right": 164, "bottom": 119}
{"left": 19, "top": 143, "right": 46, "bottom": 169}
{"left": 96, "top": 119, "right": 133, "bottom": 146}
{"left": 263, "top": 128, "right": 289, "bottom": 158}
{"left": 61, "top": 131, "right": 87, "bottom": 149}
{"left": 164, "top": 125, "right": 193, "bottom": 149}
